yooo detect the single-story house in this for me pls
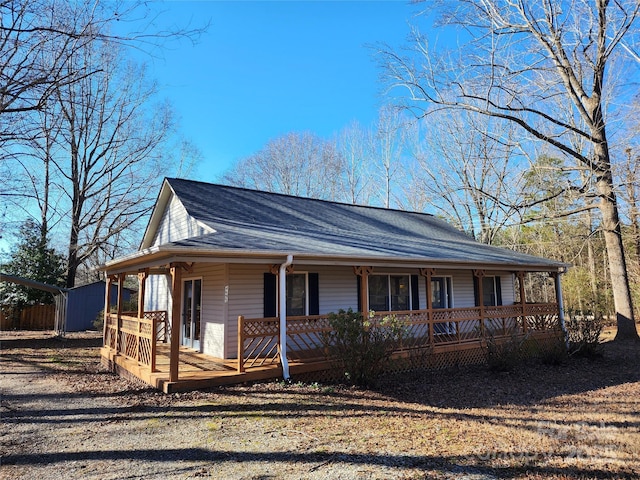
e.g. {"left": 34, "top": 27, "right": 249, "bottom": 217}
{"left": 100, "top": 178, "right": 567, "bottom": 392}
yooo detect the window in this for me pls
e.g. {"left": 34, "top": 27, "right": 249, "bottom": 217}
{"left": 474, "top": 275, "right": 502, "bottom": 306}
{"left": 286, "top": 273, "right": 307, "bottom": 316}
{"left": 263, "top": 272, "right": 319, "bottom": 317}
{"left": 483, "top": 276, "right": 502, "bottom": 306}
{"left": 368, "top": 275, "right": 413, "bottom": 312}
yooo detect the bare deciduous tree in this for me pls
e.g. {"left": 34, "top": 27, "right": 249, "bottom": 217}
{"left": 374, "top": 105, "right": 407, "bottom": 209}
{"left": 408, "top": 111, "right": 526, "bottom": 244}
{"left": 42, "top": 40, "right": 174, "bottom": 287}
{"left": 335, "top": 121, "right": 375, "bottom": 205}
{"left": 0, "top": 0, "right": 204, "bottom": 286}
{"left": 379, "top": 0, "right": 640, "bottom": 339}
{"left": 222, "top": 132, "right": 344, "bottom": 201}
{"left": 0, "top": 0, "right": 202, "bottom": 121}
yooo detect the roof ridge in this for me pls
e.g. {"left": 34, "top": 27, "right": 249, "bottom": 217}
{"left": 165, "top": 177, "right": 436, "bottom": 219}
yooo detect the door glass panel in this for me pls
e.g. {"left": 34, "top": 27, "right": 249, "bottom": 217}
{"left": 183, "top": 281, "right": 193, "bottom": 342}
{"left": 390, "top": 275, "right": 409, "bottom": 311}
{"left": 432, "top": 277, "right": 453, "bottom": 334}
{"left": 193, "top": 279, "right": 201, "bottom": 343}
{"left": 431, "top": 278, "right": 444, "bottom": 308}
{"left": 482, "top": 276, "right": 497, "bottom": 306}
{"left": 368, "top": 275, "right": 388, "bottom": 312}
{"left": 182, "top": 279, "right": 201, "bottom": 349}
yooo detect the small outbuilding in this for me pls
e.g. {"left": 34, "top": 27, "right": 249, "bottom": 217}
{"left": 66, "top": 281, "right": 135, "bottom": 332}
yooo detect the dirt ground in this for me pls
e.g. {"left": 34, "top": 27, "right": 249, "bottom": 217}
{"left": 0, "top": 329, "right": 639, "bottom": 480}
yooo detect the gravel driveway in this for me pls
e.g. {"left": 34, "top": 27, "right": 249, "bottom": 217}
{"left": 2, "top": 330, "right": 638, "bottom": 480}
{"left": 0, "top": 332, "right": 459, "bottom": 480}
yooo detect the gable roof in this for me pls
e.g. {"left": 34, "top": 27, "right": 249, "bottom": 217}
{"left": 117, "top": 178, "right": 562, "bottom": 271}
{"left": 127, "top": 178, "right": 564, "bottom": 270}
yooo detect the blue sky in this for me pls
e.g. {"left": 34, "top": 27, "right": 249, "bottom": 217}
{"left": 145, "top": 1, "right": 426, "bottom": 180}
{"left": 0, "top": 1, "right": 430, "bottom": 258}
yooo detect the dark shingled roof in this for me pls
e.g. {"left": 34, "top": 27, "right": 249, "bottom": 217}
{"left": 163, "top": 178, "right": 563, "bottom": 269}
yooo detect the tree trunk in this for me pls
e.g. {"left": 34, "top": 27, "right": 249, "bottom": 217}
{"left": 595, "top": 160, "right": 638, "bottom": 340}
{"left": 66, "top": 225, "right": 79, "bottom": 288}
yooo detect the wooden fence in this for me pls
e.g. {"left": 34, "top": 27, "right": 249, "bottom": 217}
{"left": 0, "top": 304, "right": 56, "bottom": 330}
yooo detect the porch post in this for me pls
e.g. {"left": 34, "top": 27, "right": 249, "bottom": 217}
{"left": 420, "top": 268, "right": 436, "bottom": 345}
{"left": 116, "top": 273, "right": 125, "bottom": 353}
{"left": 169, "top": 263, "right": 182, "bottom": 382}
{"left": 354, "top": 266, "right": 373, "bottom": 315}
{"left": 138, "top": 269, "right": 154, "bottom": 371}
{"left": 103, "top": 275, "right": 113, "bottom": 346}
{"left": 552, "top": 271, "right": 568, "bottom": 346}
{"left": 517, "top": 271, "right": 528, "bottom": 333}
{"left": 474, "top": 270, "right": 485, "bottom": 337}
{"left": 137, "top": 269, "right": 148, "bottom": 319}
{"left": 237, "top": 316, "right": 245, "bottom": 373}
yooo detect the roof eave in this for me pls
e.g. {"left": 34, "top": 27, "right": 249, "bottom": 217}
{"left": 101, "top": 245, "right": 567, "bottom": 275}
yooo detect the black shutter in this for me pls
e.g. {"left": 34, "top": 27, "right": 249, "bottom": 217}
{"left": 495, "top": 276, "right": 502, "bottom": 306}
{"left": 263, "top": 273, "right": 277, "bottom": 317}
{"left": 308, "top": 273, "right": 319, "bottom": 315}
{"left": 411, "top": 274, "right": 419, "bottom": 310}
{"left": 473, "top": 274, "right": 480, "bottom": 307}
{"left": 357, "top": 276, "right": 362, "bottom": 312}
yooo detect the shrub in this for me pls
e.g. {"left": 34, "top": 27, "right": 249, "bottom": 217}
{"left": 322, "top": 308, "right": 409, "bottom": 386}
{"left": 482, "top": 330, "right": 529, "bottom": 372}
{"left": 565, "top": 309, "right": 604, "bottom": 358}
{"left": 536, "top": 334, "right": 568, "bottom": 365}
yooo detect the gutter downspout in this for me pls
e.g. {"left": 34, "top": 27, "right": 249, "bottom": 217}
{"left": 555, "top": 267, "right": 568, "bottom": 349}
{"left": 279, "top": 254, "right": 293, "bottom": 381}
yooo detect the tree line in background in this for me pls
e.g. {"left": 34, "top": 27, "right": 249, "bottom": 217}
{"left": 1, "top": 1, "right": 639, "bottom": 340}
{"left": 223, "top": 0, "right": 640, "bottom": 339}
{"left": 0, "top": 0, "right": 203, "bottom": 301}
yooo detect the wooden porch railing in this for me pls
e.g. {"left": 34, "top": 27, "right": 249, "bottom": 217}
{"left": 103, "top": 310, "right": 168, "bottom": 372}
{"left": 237, "top": 303, "right": 560, "bottom": 372}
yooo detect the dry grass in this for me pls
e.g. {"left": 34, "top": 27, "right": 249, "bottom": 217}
{"left": 1, "top": 328, "right": 639, "bottom": 479}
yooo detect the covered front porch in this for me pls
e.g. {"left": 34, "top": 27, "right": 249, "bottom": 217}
{"left": 100, "top": 265, "right": 563, "bottom": 392}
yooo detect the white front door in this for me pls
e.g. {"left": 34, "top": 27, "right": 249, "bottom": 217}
{"left": 181, "top": 279, "right": 201, "bottom": 350}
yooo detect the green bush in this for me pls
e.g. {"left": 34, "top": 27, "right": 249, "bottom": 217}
{"left": 322, "top": 308, "right": 409, "bottom": 386}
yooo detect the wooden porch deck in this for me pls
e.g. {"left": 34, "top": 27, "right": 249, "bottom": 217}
{"left": 100, "top": 344, "right": 330, "bottom": 393}
{"left": 102, "top": 303, "right": 562, "bottom": 393}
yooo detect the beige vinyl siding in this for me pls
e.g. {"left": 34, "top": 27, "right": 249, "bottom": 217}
{"left": 448, "top": 270, "right": 475, "bottom": 308}
{"left": 314, "top": 265, "right": 358, "bottom": 313}
{"left": 226, "top": 264, "right": 268, "bottom": 358}
{"left": 190, "top": 263, "right": 226, "bottom": 358}
{"left": 152, "top": 194, "right": 209, "bottom": 246}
